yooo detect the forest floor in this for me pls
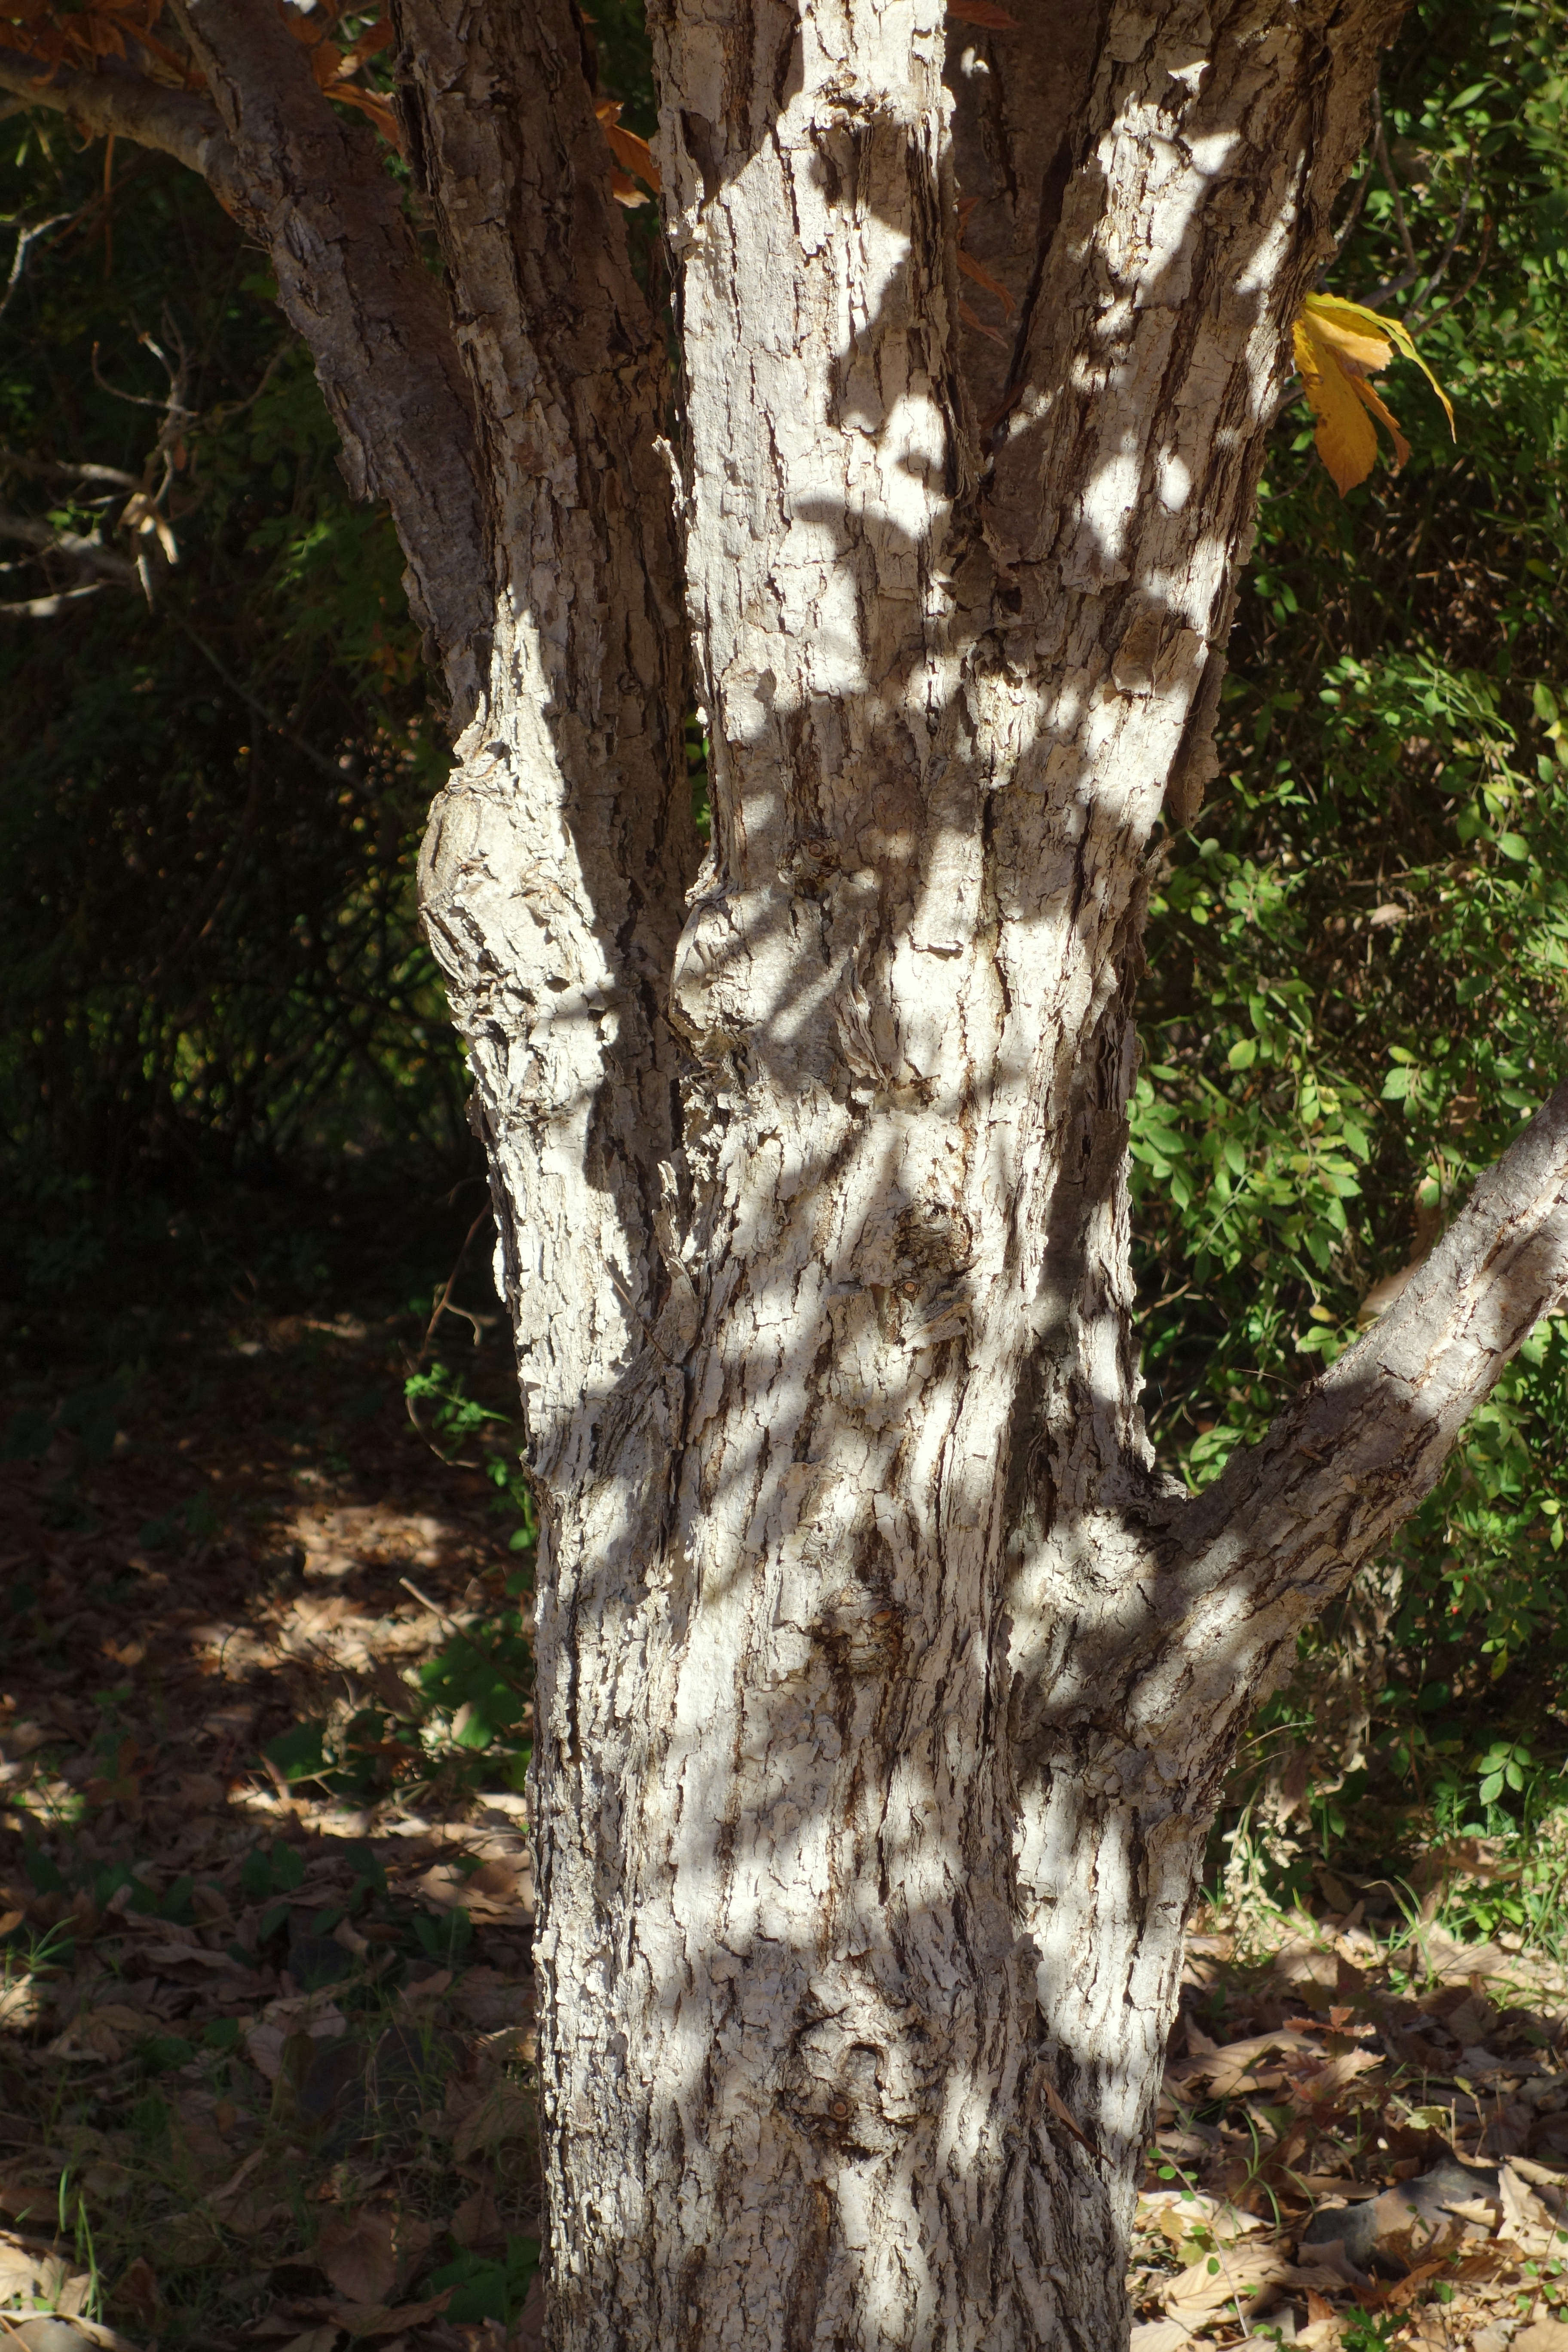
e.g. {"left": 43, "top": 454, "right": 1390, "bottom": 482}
{"left": 3, "top": 1169, "right": 1568, "bottom": 2352}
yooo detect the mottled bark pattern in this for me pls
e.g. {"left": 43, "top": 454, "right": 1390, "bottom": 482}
{"left": 514, "top": 3, "right": 1405, "bottom": 2347}
{"left": 71, "top": 0, "right": 1568, "bottom": 2344}
{"left": 395, "top": 0, "right": 695, "bottom": 1487}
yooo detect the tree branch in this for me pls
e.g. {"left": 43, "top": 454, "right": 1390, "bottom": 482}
{"left": 0, "top": 506, "right": 138, "bottom": 585}
{"left": 397, "top": 0, "right": 696, "bottom": 1416}
{"left": 172, "top": 0, "right": 491, "bottom": 720}
{"left": 1148, "top": 1079, "right": 1568, "bottom": 1738}
{"left": 0, "top": 45, "right": 246, "bottom": 208}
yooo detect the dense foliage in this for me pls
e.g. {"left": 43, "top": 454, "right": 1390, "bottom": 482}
{"left": 1133, "top": 0, "right": 1568, "bottom": 1906}
{"left": 3, "top": 0, "right": 1567, "bottom": 1924}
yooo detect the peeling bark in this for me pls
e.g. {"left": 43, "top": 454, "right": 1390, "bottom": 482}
{"left": 30, "top": 0, "right": 1568, "bottom": 2344}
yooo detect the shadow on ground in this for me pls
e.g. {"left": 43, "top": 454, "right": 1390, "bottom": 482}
{"left": 1, "top": 1164, "right": 545, "bottom": 2352}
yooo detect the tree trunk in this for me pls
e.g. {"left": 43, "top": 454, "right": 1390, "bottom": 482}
{"left": 28, "top": 1, "right": 1568, "bottom": 2343}
{"left": 416, "top": 4, "right": 1407, "bottom": 2343}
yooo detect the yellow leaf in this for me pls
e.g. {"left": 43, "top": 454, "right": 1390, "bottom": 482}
{"left": 1292, "top": 291, "right": 1455, "bottom": 497}
{"left": 1292, "top": 312, "right": 1379, "bottom": 495}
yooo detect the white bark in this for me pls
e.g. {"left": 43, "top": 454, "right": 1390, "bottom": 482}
{"left": 411, "top": 3, "right": 1422, "bottom": 2343}
{"left": 51, "top": 1, "right": 1568, "bottom": 2344}
{"left": 489, "top": 3, "right": 1410, "bottom": 2343}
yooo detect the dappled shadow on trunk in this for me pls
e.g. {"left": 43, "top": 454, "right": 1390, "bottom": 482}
{"left": 507, "top": 23, "right": 1317, "bottom": 2337}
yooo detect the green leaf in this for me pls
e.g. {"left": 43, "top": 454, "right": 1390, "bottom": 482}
{"left": 264, "top": 1723, "right": 328, "bottom": 1786}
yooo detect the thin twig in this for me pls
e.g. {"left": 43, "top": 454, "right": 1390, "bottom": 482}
{"left": 1372, "top": 89, "right": 1420, "bottom": 280}
{"left": 162, "top": 598, "right": 354, "bottom": 786}
{"left": 419, "top": 1206, "right": 492, "bottom": 1367}
{"left": 0, "top": 579, "right": 107, "bottom": 619}
{"left": 0, "top": 210, "right": 71, "bottom": 324}
{"left": 208, "top": 336, "right": 297, "bottom": 426}
{"left": 91, "top": 335, "right": 191, "bottom": 418}
{"left": 1405, "top": 146, "right": 1479, "bottom": 326}
{"left": 1410, "top": 215, "right": 1493, "bottom": 336}
{"left": 0, "top": 449, "right": 138, "bottom": 491}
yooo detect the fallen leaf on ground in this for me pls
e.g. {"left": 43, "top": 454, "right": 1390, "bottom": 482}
{"left": 245, "top": 1996, "right": 347, "bottom": 2081}
{"left": 315, "top": 2209, "right": 396, "bottom": 2305}
{"left": 114, "top": 2256, "right": 159, "bottom": 2324}
{"left": 449, "top": 2187, "right": 504, "bottom": 2251}
{"left": 1164, "top": 2243, "right": 1289, "bottom": 2325}
{"left": 1136, "top": 2188, "right": 1264, "bottom": 2246}
{"left": 450, "top": 2082, "right": 534, "bottom": 2161}
{"left": 309, "top": 2290, "right": 450, "bottom": 2339}
{"left": 1130, "top": 2324, "right": 1191, "bottom": 2352}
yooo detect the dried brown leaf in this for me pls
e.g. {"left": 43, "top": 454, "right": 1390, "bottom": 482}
{"left": 116, "top": 2254, "right": 160, "bottom": 2324}
{"left": 449, "top": 2187, "right": 504, "bottom": 2252}
{"left": 451, "top": 2082, "right": 535, "bottom": 2162}
{"left": 315, "top": 2210, "right": 397, "bottom": 2306}
{"left": 956, "top": 245, "right": 1015, "bottom": 318}
{"left": 1164, "top": 2243, "right": 1290, "bottom": 2324}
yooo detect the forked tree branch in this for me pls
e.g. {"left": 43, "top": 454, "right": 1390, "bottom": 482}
{"left": 172, "top": 0, "right": 492, "bottom": 719}
{"left": 1146, "top": 1079, "right": 1568, "bottom": 1736}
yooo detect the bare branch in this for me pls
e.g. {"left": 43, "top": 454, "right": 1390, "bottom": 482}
{"left": 0, "top": 505, "right": 138, "bottom": 583}
{"left": 0, "top": 44, "right": 245, "bottom": 211}
{"left": 172, "top": 0, "right": 490, "bottom": 720}
{"left": 0, "top": 580, "right": 110, "bottom": 618}
{"left": 0, "top": 450, "right": 139, "bottom": 490}
{"left": 0, "top": 208, "right": 71, "bottom": 324}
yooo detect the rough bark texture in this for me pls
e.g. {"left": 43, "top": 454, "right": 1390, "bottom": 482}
{"left": 29, "top": 1, "right": 1568, "bottom": 2345}
{"left": 395, "top": 0, "right": 695, "bottom": 1488}
{"left": 502, "top": 3, "right": 1412, "bottom": 2346}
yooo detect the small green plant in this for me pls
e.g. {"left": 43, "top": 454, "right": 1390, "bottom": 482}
{"left": 414, "top": 1904, "right": 474, "bottom": 1968}
{"left": 1338, "top": 2315, "right": 1399, "bottom": 2352}
{"left": 400, "top": 1360, "right": 536, "bottom": 1794}
{"left": 404, "top": 1361, "right": 536, "bottom": 1554}
{"left": 1477, "top": 1739, "right": 1534, "bottom": 1807}
{"left": 428, "top": 2235, "right": 540, "bottom": 2325}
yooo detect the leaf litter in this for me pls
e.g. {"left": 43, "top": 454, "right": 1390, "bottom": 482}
{"left": 2, "top": 1296, "right": 543, "bottom": 2352}
{"left": 1133, "top": 1917, "right": 1568, "bottom": 2349}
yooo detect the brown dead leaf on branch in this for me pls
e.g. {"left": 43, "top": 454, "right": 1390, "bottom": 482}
{"left": 956, "top": 195, "right": 1016, "bottom": 348}
{"left": 595, "top": 99, "right": 659, "bottom": 208}
{"left": 285, "top": 4, "right": 401, "bottom": 148}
